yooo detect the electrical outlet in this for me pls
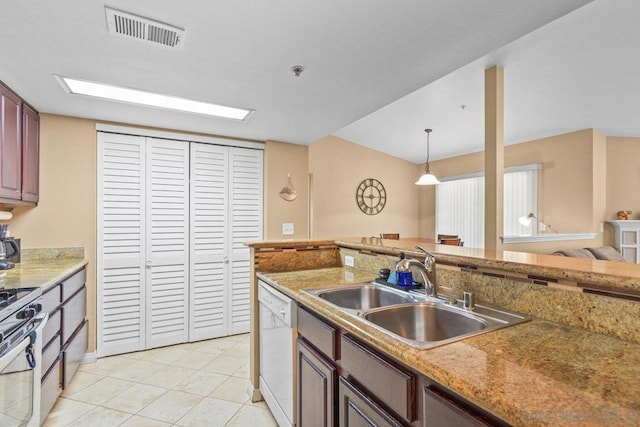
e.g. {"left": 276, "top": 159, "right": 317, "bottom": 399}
{"left": 282, "top": 223, "right": 294, "bottom": 235}
{"left": 344, "top": 271, "right": 354, "bottom": 282}
{"left": 600, "top": 222, "right": 605, "bottom": 233}
{"left": 344, "top": 255, "right": 355, "bottom": 267}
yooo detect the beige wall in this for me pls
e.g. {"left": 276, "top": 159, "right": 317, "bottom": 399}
{"left": 8, "top": 114, "right": 274, "bottom": 354}
{"left": 264, "top": 140, "right": 309, "bottom": 239}
{"left": 9, "top": 114, "right": 98, "bottom": 351}
{"left": 12, "top": 112, "right": 640, "bottom": 353}
{"left": 605, "top": 136, "right": 640, "bottom": 244}
{"left": 309, "top": 135, "right": 421, "bottom": 239}
{"left": 419, "top": 129, "right": 605, "bottom": 252}
{"left": 507, "top": 129, "right": 597, "bottom": 234}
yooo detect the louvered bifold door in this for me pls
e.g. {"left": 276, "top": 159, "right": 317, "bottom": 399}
{"left": 189, "top": 143, "right": 229, "bottom": 341}
{"left": 145, "top": 138, "right": 190, "bottom": 349}
{"left": 228, "top": 147, "right": 263, "bottom": 334}
{"left": 97, "top": 132, "right": 146, "bottom": 357}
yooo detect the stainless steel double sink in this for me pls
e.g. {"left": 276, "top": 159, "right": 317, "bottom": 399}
{"left": 304, "top": 283, "right": 529, "bottom": 349}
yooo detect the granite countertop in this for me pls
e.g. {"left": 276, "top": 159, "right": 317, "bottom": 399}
{"left": 258, "top": 267, "right": 640, "bottom": 427}
{"left": 336, "top": 237, "right": 640, "bottom": 292}
{"left": 0, "top": 257, "right": 88, "bottom": 291}
{"left": 247, "top": 237, "right": 640, "bottom": 292}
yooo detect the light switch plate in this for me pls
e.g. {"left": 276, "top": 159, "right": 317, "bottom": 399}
{"left": 282, "top": 223, "right": 294, "bottom": 235}
{"left": 344, "top": 255, "right": 355, "bottom": 267}
{"left": 539, "top": 223, "right": 546, "bottom": 231}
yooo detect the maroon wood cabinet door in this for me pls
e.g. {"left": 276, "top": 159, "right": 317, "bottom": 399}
{"left": 423, "top": 386, "right": 495, "bottom": 427}
{"left": 0, "top": 83, "right": 22, "bottom": 199}
{"left": 338, "top": 377, "right": 403, "bottom": 427}
{"left": 297, "top": 338, "right": 336, "bottom": 427}
{"left": 21, "top": 104, "right": 39, "bottom": 203}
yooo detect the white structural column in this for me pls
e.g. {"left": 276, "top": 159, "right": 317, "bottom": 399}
{"left": 484, "top": 65, "right": 505, "bottom": 252}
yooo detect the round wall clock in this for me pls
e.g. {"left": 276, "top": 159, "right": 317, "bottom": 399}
{"left": 356, "top": 178, "right": 387, "bottom": 215}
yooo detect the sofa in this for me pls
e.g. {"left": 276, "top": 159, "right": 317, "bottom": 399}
{"left": 552, "top": 246, "right": 626, "bottom": 262}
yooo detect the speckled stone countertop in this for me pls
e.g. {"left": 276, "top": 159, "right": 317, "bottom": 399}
{"left": 0, "top": 256, "right": 88, "bottom": 292}
{"left": 258, "top": 267, "right": 640, "bottom": 427}
{"left": 336, "top": 237, "right": 640, "bottom": 292}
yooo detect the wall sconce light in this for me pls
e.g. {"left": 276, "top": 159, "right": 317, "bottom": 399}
{"left": 518, "top": 212, "right": 558, "bottom": 233}
{"left": 279, "top": 174, "right": 298, "bottom": 201}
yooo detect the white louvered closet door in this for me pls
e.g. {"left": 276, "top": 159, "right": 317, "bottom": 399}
{"left": 97, "top": 133, "right": 146, "bottom": 357}
{"left": 145, "top": 138, "right": 190, "bottom": 349}
{"left": 228, "top": 148, "right": 263, "bottom": 334}
{"left": 189, "top": 143, "right": 229, "bottom": 341}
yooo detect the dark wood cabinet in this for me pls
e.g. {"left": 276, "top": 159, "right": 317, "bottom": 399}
{"left": 341, "top": 334, "right": 415, "bottom": 422}
{"left": 423, "top": 386, "right": 505, "bottom": 427}
{"left": 338, "top": 377, "right": 403, "bottom": 427}
{"left": 297, "top": 337, "right": 336, "bottom": 427}
{"left": 0, "top": 83, "right": 22, "bottom": 199}
{"left": 21, "top": 103, "right": 39, "bottom": 203}
{"left": 295, "top": 305, "right": 509, "bottom": 427}
{"left": 0, "top": 80, "right": 39, "bottom": 205}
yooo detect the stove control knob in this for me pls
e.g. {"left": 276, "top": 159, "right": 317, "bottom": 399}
{"left": 29, "top": 303, "right": 43, "bottom": 313}
{"left": 17, "top": 308, "right": 36, "bottom": 320}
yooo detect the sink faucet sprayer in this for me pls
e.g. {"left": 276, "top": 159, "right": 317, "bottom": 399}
{"left": 395, "top": 245, "right": 437, "bottom": 297}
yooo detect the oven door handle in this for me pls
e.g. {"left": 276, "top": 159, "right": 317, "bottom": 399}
{"left": 0, "top": 335, "right": 32, "bottom": 372}
{"left": 0, "top": 312, "right": 47, "bottom": 372}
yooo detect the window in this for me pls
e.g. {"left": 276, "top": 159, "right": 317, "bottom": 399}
{"left": 435, "top": 165, "right": 538, "bottom": 248}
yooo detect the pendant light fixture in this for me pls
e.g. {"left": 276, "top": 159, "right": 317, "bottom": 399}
{"left": 415, "top": 128, "right": 441, "bottom": 185}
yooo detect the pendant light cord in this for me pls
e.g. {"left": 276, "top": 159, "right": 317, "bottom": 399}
{"left": 425, "top": 128, "right": 432, "bottom": 173}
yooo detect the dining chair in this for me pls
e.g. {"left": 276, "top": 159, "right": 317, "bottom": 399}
{"left": 437, "top": 234, "right": 458, "bottom": 242}
{"left": 440, "top": 238, "right": 462, "bottom": 246}
{"left": 380, "top": 233, "right": 400, "bottom": 240}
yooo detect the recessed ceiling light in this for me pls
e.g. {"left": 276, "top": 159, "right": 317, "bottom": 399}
{"left": 53, "top": 75, "right": 253, "bottom": 121}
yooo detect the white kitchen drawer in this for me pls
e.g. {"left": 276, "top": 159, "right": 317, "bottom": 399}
{"left": 62, "top": 320, "right": 88, "bottom": 389}
{"left": 42, "top": 283, "right": 62, "bottom": 313}
{"left": 43, "top": 308, "right": 61, "bottom": 349}
{"left": 61, "top": 269, "right": 86, "bottom": 302}
{"left": 62, "top": 287, "right": 86, "bottom": 343}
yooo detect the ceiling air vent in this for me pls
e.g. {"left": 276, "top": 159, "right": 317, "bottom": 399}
{"left": 105, "top": 7, "right": 185, "bottom": 49}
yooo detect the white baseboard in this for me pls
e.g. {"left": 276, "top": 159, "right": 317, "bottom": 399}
{"left": 81, "top": 352, "right": 98, "bottom": 364}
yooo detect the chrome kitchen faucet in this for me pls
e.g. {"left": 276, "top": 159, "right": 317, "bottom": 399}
{"left": 395, "top": 245, "right": 437, "bottom": 298}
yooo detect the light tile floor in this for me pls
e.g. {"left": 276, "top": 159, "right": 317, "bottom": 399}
{"left": 43, "top": 334, "right": 277, "bottom": 427}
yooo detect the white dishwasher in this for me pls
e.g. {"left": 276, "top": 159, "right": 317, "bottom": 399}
{"left": 259, "top": 280, "right": 297, "bottom": 427}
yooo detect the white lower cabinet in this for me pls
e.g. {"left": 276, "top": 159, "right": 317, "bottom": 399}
{"left": 40, "top": 268, "right": 88, "bottom": 424}
{"left": 98, "top": 131, "right": 263, "bottom": 357}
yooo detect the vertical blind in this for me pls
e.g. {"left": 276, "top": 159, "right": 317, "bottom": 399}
{"left": 435, "top": 167, "right": 538, "bottom": 249}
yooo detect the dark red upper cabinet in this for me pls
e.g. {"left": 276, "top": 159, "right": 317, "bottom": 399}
{"left": 21, "top": 103, "right": 39, "bottom": 203}
{"left": 0, "top": 81, "right": 39, "bottom": 205}
{"left": 0, "top": 83, "right": 22, "bottom": 200}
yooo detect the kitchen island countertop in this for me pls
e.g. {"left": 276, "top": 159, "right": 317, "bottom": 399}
{"left": 258, "top": 266, "right": 640, "bottom": 427}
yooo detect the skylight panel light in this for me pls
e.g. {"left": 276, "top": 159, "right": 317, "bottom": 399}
{"left": 54, "top": 76, "right": 253, "bottom": 121}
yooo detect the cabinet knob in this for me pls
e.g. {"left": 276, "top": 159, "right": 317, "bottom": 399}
{"left": 146, "top": 261, "right": 152, "bottom": 267}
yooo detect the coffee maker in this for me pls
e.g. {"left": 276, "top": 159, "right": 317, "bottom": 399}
{"left": 0, "top": 225, "right": 19, "bottom": 270}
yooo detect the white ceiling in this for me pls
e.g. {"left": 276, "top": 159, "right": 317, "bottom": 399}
{"left": 335, "top": 0, "right": 639, "bottom": 163}
{"left": 0, "top": 0, "right": 591, "bottom": 148}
